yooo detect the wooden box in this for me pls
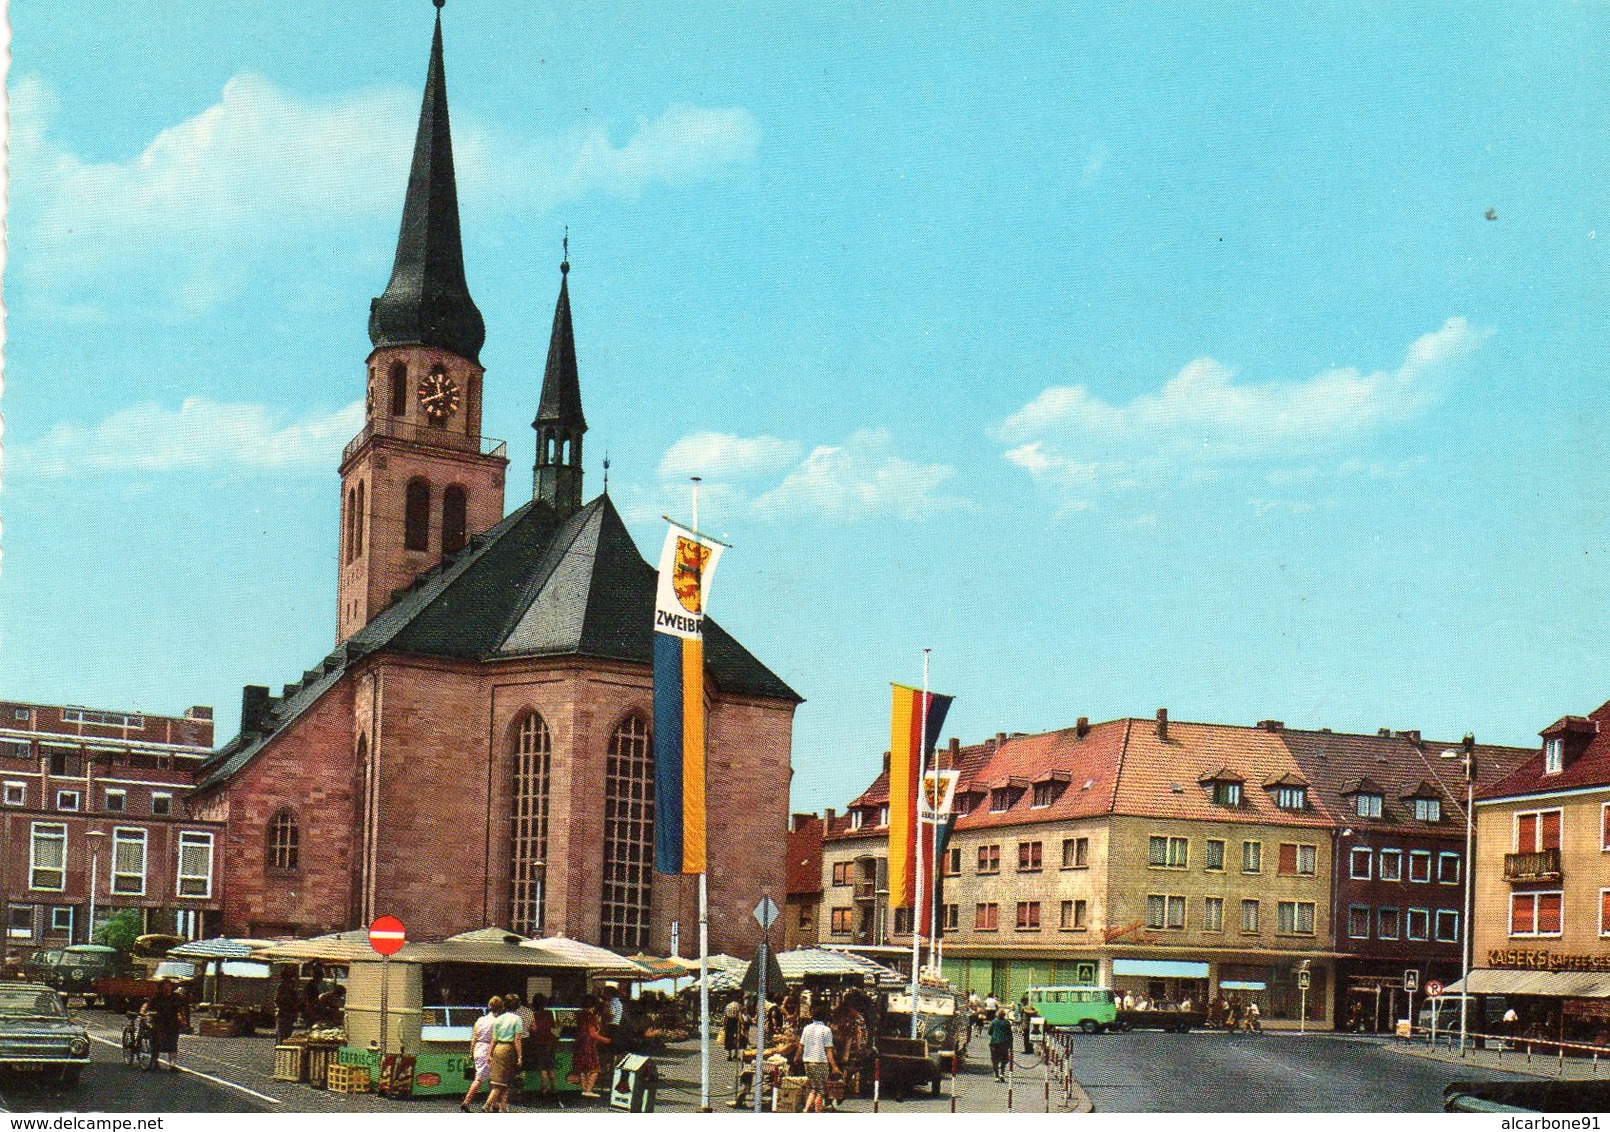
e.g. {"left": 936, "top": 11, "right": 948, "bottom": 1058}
{"left": 306, "top": 1045, "right": 338, "bottom": 1088}
{"left": 775, "top": 1075, "right": 809, "bottom": 1113}
{"left": 325, "top": 1063, "right": 371, "bottom": 1095}
{"left": 201, "top": 1016, "right": 242, "bottom": 1038}
{"left": 273, "top": 1045, "right": 307, "bottom": 1082}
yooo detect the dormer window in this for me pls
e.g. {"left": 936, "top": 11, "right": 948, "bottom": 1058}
{"left": 849, "top": 810, "right": 864, "bottom": 831}
{"left": 1275, "top": 786, "right": 1307, "bottom": 811}
{"left": 1213, "top": 782, "right": 1242, "bottom": 806}
{"left": 1413, "top": 797, "right": 1442, "bottom": 823}
{"left": 877, "top": 804, "right": 889, "bottom": 828}
{"left": 990, "top": 790, "right": 1012, "bottom": 813}
{"left": 1354, "top": 793, "right": 1383, "bottom": 818}
{"left": 1545, "top": 737, "right": 1564, "bottom": 775}
{"left": 955, "top": 793, "right": 977, "bottom": 816}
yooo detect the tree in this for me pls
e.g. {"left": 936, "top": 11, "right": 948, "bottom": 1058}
{"left": 94, "top": 909, "right": 143, "bottom": 954}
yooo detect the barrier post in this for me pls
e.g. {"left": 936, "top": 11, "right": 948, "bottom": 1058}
{"left": 950, "top": 1052, "right": 957, "bottom": 1114}
{"left": 1006, "top": 1061, "right": 1013, "bottom": 1113}
{"left": 872, "top": 1055, "right": 880, "bottom": 1113}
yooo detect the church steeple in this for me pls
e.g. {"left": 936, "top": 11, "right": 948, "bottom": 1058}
{"left": 532, "top": 252, "right": 587, "bottom": 516}
{"left": 368, "top": 4, "right": 485, "bottom": 365}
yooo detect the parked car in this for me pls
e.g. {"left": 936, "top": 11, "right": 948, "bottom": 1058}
{"left": 19, "top": 950, "right": 63, "bottom": 983}
{"left": 44, "top": 945, "right": 130, "bottom": 1006}
{"left": 0, "top": 982, "right": 91, "bottom": 1087}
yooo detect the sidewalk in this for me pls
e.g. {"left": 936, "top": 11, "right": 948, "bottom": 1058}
{"left": 1390, "top": 1037, "right": 1610, "bottom": 1082}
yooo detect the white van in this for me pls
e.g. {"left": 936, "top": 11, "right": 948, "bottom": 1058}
{"left": 1416, "top": 994, "right": 1477, "bottom": 1041}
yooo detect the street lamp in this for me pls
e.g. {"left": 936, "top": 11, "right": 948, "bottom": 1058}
{"left": 1440, "top": 734, "right": 1476, "bottom": 1057}
{"left": 84, "top": 830, "right": 107, "bottom": 945}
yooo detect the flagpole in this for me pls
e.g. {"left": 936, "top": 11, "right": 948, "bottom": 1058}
{"left": 692, "top": 477, "right": 711, "bottom": 1113}
{"left": 910, "top": 648, "right": 930, "bottom": 1038}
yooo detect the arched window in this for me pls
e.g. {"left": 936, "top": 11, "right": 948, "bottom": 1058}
{"left": 353, "top": 481, "right": 365, "bottom": 559}
{"left": 390, "top": 362, "right": 408, "bottom": 416}
{"left": 509, "top": 712, "right": 552, "bottom": 937}
{"left": 442, "top": 486, "right": 468, "bottom": 555}
{"left": 267, "top": 808, "right": 299, "bottom": 871}
{"left": 404, "top": 479, "right": 431, "bottom": 551}
{"left": 601, "top": 714, "right": 655, "bottom": 951}
{"left": 343, "top": 488, "right": 355, "bottom": 564}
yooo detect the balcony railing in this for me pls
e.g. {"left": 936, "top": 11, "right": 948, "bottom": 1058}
{"left": 853, "top": 880, "right": 877, "bottom": 901}
{"left": 1503, "top": 847, "right": 1562, "bottom": 882}
{"left": 342, "top": 416, "right": 507, "bottom": 466}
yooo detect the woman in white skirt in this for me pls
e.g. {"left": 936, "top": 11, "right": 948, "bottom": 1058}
{"left": 461, "top": 996, "right": 502, "bottom": 1111}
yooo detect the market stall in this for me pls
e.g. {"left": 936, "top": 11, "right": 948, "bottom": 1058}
{"left": 260, "top": 930, "right": 641, "bottom": 1098}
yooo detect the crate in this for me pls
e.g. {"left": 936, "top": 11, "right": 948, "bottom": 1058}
{"left": 774, "top": 1075, "right": 808, "bottom": 1113}
{"left": 273, "top": 1045, "right": 307, "bottom": 1082}
{"left": 325, "top": 1063, "right": 371, "bottom": 1095}
{"left": 306, "top": 1045, "right": 338, "bottom": 1088}
{"left": 201, "top": 1016, "right": 243, "bottom": 1038}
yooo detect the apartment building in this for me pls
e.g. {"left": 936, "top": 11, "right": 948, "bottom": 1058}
{"left": 819, "top": 708, "right": 1524, "bottom": 1030}
{"left": 0, "top": 700, "right": 224, "bottom": 957}
{"left": 1467, "top": 701, "right": 1610, "bottom": 1047}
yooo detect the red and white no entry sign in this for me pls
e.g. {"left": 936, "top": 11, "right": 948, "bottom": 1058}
{"left": 369, "top": 914, "right": 406, "bottom": 956}
{"left": 1425, "top": 980, "right": 1443, "bottom": 998}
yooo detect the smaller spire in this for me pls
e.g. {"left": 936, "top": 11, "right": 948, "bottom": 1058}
{"left": 603, "top": 452, "right": 610, "bottom": 494}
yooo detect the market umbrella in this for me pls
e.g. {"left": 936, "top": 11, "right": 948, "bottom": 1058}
{"left": 523, "top": 936, "right": 649, "bottom": 978}
{"left": 167, "top": 937, "right": 277, "bottom": 960}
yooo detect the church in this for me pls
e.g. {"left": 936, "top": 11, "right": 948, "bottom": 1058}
{"left": 188, "top": 6, "right": 800, "bottom": 957}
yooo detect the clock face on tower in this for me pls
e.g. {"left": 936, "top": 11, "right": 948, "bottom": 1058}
{"left": 417, "top": 370, "right": 461, "bottom": 421}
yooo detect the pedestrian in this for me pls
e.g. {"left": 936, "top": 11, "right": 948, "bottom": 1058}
{"left": 481, "top": 997, "right": 524, "bottom": 1113}
{"left": 984, "top": 991, "right": 1000, "bottom": 1016}
{"left": 1019, "top": 995, "right": 1037, "bottom": 1054}
{"left": 274, "top": 967, "right": 301, "bottom": 1044}
{"left": 799, "top": 1006, "right": 839, "bottom": 1113}
{"left": 527, "top": 994, "right": 560, "bottom": 1100}
{"left": 140, "top": 981, "right": 186, "bottom": 1073}
{"left": 573, "top": 996, "right": 611, "bottom": 1098}
{"left": 302, "top": 960, "right": 326, "bottom": 1025}
{"left": 505, "top": 993, "right": 535, "bottom": 1102}
{"left": 1244, "top": 1001, "right": 1261, "bottom": 1033}
{"left": 461, "top": 995, "right": 500, "bottom": 1112}
{"left": 987, "top": 1010, "right": 1013, "bottom": 1082}
{"left": 723, "top": 997, "right": 742, "bottom": 1061}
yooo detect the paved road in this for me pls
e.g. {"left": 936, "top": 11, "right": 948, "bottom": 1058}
{"left": 1065, "top": 1031, "right": 1535, "bottom": 1111}
{"left": 0, "top": 1030, "right": 271, "bottom": 1114}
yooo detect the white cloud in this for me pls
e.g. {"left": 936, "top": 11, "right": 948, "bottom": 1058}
{"left": 644, "top": 428, "right": 968, "bottom": 524}
{"left": 750, "top": 429, "right": 966, "bottom": 522}
{"left": 997, "top": 318, "right": 1487, "bottom": 500}
{"left": 657, "top": 431, "right": 800, "bottom": 481}
{"left": 11, "top": 73, "right": 760, "bottom": 308}
{"left": 7, "top": 398, "right": 364, "bottom": 479}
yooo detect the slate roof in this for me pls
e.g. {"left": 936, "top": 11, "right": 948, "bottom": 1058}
{"left": 368, "top": 12, "right": 486, "bottom": 365}
{"left": 1280, "top": 727, "right": 1533, "bottom": 830}
{"left": 534, "top": 265, "right": 585, "bottom": 430}
{"left": 1481, "top": 699, "right": 1610, "bottom": 801}
{"left": 199, "top": 492, "right": 798, "bottom": 790}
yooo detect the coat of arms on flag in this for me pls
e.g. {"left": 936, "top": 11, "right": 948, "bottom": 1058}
{"left": 920, "top": 769, "right": 959, "bottom": 822}
{"left": 673, "top": 537, "right": 712, "bottom": 614}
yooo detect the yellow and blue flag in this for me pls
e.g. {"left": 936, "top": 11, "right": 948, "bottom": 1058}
{"left": 653, "top": 520, "right": 724, "bottom": 874}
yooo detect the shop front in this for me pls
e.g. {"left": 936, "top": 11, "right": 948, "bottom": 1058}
{"left": 1111, "top": 958, "right": 1209, "bottom": 1009}
{"left": 1214, "top": 961, "right": 1328, "bottom": 1027}
{"left": 1451, "top": 966, "right": 1610, "bottom": 1051}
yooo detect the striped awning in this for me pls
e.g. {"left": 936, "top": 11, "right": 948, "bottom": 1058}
{"left": 1445, "top": 969, "right": 1610, "bottom": 998}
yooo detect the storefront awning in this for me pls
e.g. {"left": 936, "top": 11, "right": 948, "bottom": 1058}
{"left": 1446, "top": 969, "right": 1610, "bottom": 998}
{"left": 1218, "top": 980, "right": 1266, "bottom": 991}
{"left": 1112, "top": 959, "right": 1210, "bottom": 979}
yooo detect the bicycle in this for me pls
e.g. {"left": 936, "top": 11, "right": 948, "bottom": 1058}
{"left": 122, "top": 1011, "right": 157, "bottom": 1070}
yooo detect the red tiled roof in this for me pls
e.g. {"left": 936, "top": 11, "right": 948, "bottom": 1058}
{"left": 952, "top": 722, "right": 1128, "bottom": 831}
{"left": 785, "top": 815, "right": 824, "bottom": 896}
{"left": 1482, "top": 699, "right": 1610, "bottom": 800}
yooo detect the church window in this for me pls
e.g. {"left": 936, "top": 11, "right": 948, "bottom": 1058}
{"left": 509, "top": 712, "right": 552, "bottom": 937}
{"left": 404, "top": 480, "right": 431, "bottom": 551}
{"left": 389, "top": 362, "right": 408, "bottom": 416}
{"left": 601, "top": 714, "right": 655, "bottom": 951}
{"left": 442, "top": 486, "right": 468, "bottom": 555}
{"left": 354, "top": 482, "right": 365, "bottom": 558}
{"left": 267, "top": 808, "right": 299, "bottom": 871}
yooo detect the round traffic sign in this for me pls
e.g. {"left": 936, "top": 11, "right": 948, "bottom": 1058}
{"left": 1425, "top": 980, "right": 1443, "bottom": 998}
{"left": 369, "top": 914, "right": 406, "bottom": 956}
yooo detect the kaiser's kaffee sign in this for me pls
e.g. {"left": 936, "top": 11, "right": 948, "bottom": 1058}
{"left": 1489, "top": 948, "right": 1610, "bottom": 972}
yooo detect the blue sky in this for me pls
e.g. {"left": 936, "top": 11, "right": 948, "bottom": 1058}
{"left": 2, "top": 2, "right": 1605, "bottom": 812}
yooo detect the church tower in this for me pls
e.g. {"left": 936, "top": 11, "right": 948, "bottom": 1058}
{"left": 532, "top": 255, "right": 587, "bottom": 517}
{"left": 337, "top": 5, "right": 508, "bottom": 644}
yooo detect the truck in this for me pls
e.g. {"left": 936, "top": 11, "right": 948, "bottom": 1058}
{"left": 92, "top": 935, "right": 191, "bottom": 1011}
{"left": 872, "top": 984, "right": 969, "bottom": 1096}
